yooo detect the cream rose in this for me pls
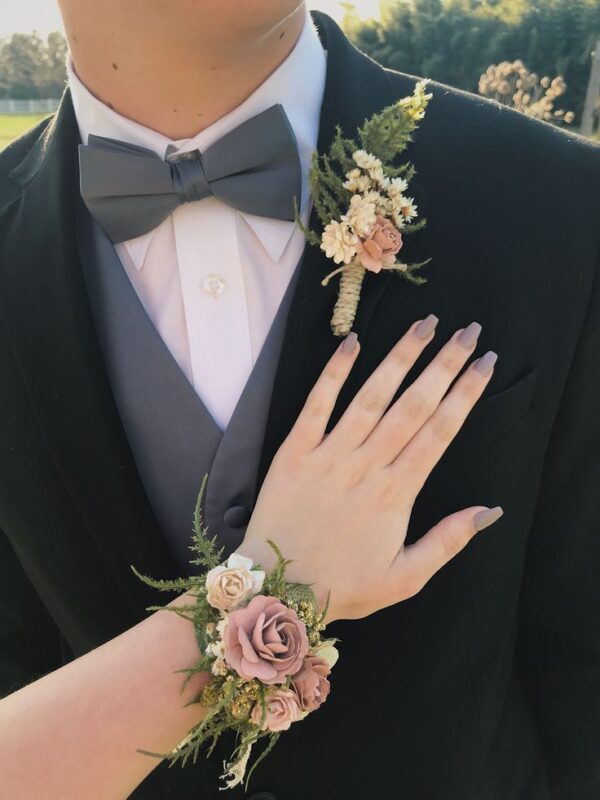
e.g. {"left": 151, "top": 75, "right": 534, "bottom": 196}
{"left": 205, "top": 553, "right": 265, "bottom": 612}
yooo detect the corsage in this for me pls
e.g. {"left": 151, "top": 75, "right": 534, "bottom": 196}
{"left": 133, "top": 478, "right": 338, "bottom": 790}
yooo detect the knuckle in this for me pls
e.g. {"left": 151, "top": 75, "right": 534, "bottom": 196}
{"left": 401, "top": 390, "right": 428, "bottom": 422}
{"left": 359, "top": 388, "right": 387, "bottom": 414}
{"left": 438, "top": 348, "right": 464, "bottom": 377}
{"left": 303, "top": 392, "right": 327, "bottom": 419}
{"left": 441, "top": 526, "right": 465, "bottom": 559}
{"left": 461, "top": 371, "right": 485, "bottom": 399}
{"left": 324, "top": 362, "right": 346, "bottom": 383}
{"left": 437, "top": 352, "right": 459, "bottom": 374}
{"left": 430, "top": 412, "right": 457, "bottom": 442}
{"left": 388, "top": 345, "right": 411, "bottom": 370}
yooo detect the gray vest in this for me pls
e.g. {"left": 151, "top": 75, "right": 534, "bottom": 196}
{"left": 76, "top": 207, "right": 299, "bottom": 572}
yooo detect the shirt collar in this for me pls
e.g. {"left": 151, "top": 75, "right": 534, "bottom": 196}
{"left": 67, "top": 9, "right": 326, "bottom": 267}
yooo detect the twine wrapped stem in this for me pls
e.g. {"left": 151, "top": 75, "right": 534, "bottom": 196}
{"left": 321, "top": 258, "right": 366, "bottom": 337}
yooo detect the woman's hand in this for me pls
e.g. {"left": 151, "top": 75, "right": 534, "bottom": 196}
{"left": 240, "top": 315, "right": 502, "bottom": 623}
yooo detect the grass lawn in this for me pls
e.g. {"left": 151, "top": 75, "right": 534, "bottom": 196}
{"left": 0, "top": 114, "right": 51, "bottom": 152}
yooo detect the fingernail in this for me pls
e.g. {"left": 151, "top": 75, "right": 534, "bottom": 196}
{"left": 340, "top": 331, "right": 359, "bottom": 354}
{"left": 474, "top": 506, "right": 504, "bottom": 531}
{"left": 415, "top": 314, "right": 439, "bottom": 340}
{"left": 473, "top": 350, "right": 498, "bottom": 376}
{"left": 457, "top": 321, "right": 482, "bottom": 349}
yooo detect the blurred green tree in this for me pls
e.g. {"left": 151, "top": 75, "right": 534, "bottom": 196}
{"left": 344, "top": 0, "right": 600, "bottom": 124}
{"left": 0, "top": 31, "right": 67, "bottom": 99}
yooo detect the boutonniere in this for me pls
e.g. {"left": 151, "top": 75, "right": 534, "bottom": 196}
{"left": 298, "top": 80, "right": 433, "bottom": 336}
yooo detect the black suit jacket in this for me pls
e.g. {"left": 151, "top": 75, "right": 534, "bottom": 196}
{"left": 1, "top": 12, "right": 599, "bottom": 800}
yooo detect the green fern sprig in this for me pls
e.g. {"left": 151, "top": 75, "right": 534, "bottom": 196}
{"left": 189, "top": 475, "right": 222, "bottom": 572}
{"left": 396, "top": 257, "right": 432, "bottom": 285}
{"left": 402, "top": 217, "right": 427, "bottom": 235}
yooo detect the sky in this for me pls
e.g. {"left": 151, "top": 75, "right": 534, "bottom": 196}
{"left": 0, "top": 0, "right": 382, "bottom": 37}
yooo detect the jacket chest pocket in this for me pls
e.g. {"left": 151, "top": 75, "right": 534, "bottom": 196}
{"left": 444, "top": 366, "right": 538, "bottom": 459}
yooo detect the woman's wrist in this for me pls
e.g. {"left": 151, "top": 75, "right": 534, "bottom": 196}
{"left": 237, "top": 534, "right": 334, "bottom": 622}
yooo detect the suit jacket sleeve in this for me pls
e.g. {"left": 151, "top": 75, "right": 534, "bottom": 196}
{"left": 0, "top": 528, "right": 62, "bottom": 698}
{"left": 516, "top": 245, "right": 600, "bottom": 799}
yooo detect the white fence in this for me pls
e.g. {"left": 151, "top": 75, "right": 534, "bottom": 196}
{"left": 0, "top": 98, "right": 60, "bottom": 115}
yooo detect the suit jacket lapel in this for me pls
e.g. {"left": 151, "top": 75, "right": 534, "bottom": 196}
{"left": 0, "top": 88, "right": 178, "bottom": 614}
{"left": 258, "top": 12, "right": 426, "bottom": 485}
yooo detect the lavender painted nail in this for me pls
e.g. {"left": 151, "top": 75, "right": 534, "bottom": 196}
{"left": 457, "top": 321, "right": 482, "bottom": 349}
{"left": 415, "top": 314, "right": 439, "bottom": 340}
{"left": 340, "top": 331, "right": 359, "bottom": 354}
{"left": 473, "top": 350, "right": 498, "bottom": 376}
{"left": 474, "top": 506, "right": 504, "bottom": 532}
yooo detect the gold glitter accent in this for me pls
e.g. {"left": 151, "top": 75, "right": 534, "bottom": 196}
{"left": 201, "top": 678, "right": 224, "bottom": 707}
{"left": 230, "top": 696, "right": 252, "bottom": 720}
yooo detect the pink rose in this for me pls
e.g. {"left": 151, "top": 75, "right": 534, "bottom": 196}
{"left": 292, "top": 655, "right": 331, "bottom": 712}
{"left": 223, "top": 595, "right": 309, "bottom": 684}
{"left": 250, "top": 688, "right": 301, "bottom": 732}
{"left": 356, "top": 215, "right": 403, "bottom": 273}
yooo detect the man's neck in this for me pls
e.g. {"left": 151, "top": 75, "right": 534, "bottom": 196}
{"left": 61, "top": 2, "right": 306, "bottom": 141}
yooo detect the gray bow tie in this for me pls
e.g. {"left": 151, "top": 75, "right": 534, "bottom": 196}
{"left": 78, "top": 104, "right": 302, "bottom": 244}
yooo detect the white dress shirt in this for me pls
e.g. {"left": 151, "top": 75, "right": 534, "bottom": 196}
{"left": 67, "top": 13, "right": 326, "bottom": 430}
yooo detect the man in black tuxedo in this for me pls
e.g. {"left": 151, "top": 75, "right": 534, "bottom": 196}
{"left": 0, "top": 3, "right": 599, "bottom": 799}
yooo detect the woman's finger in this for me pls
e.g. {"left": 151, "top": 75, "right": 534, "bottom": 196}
{"left": 358, "top": 322, "right": 482, "bottom": 467}
{"left": 286, "top": 332, "right": 361, "bottom": 452}
{"left": 390, "top": 505, "right": 504, "bottom": 600}
{"left": 392, "top": 351, "right": 498, "bottom": 494}
{"left": 324, "top": 315, "right": 439, "bottom": 452}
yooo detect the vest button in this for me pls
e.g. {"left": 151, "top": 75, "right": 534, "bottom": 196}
{"left": 224, "top": 505, "right": 251, "bottom": 528}
{"left": 246, "top": 794, "right": 276, "bottom": 800}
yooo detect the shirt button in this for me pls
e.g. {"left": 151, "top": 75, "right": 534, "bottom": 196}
{"left": 224, "top": 506, "right": 251, "bottom": 529}
{"left": 202, "top": 273, "right": 226, "bottom": 299}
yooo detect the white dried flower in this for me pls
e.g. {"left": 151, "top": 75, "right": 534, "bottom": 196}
{"left": 209, "top": 640, "right": 225, "bottom": 659}
{"left": 320, "top": 220, "right": 359, "bottom": 264}
{"left": 343, "top": 167, "right": 361, "bottom": 192}
{"left": 398, "top": 196, "right": 418, "bottom": 222}
{"left": 344, "top": 170, "right": 373, "bottom": 193}
{"left": 388, "top": 195, "right": 407, "bottom": 217}
{"left": 211, "top": 656, "right": 228, "bottom": 677}
{"left": 363, "top": 190, "right": 390, "bottom": 216}
{"left": 387, "top": 177, "right": 409, "bottom": 198}
{"left": 352, "top": 149, "right": 382, "bottom": 171}
{"left": 368, "top": 163, "right": 386, "bottom": 186}
{"left": 357, "top": 174, "right": 373, "bottom": 193}
{"left": 341, "top": 194, "right": 377, "bottom": 237}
